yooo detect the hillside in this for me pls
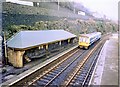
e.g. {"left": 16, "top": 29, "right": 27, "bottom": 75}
{"left": 2, "top": 2, "right": 91, "bottom": 28}
{"left": 2, "top": 2, "right": 118, "bottom": 40}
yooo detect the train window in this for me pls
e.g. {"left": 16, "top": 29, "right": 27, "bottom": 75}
{"left": 86, "top": 39, "right": 89, "bottom": 43}
{"left": 79, "top": 38, "right": 83, "bottom": 42}
{"left": 83, "top": 38, "right": 86, "bottom": 42}
{"left": 80, "top": 37, "right": 88, "bottom": 42}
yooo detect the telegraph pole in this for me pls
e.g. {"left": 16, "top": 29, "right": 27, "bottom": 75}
{"left": 58, "top": 0, "right": 59, "bottom": 11}
{"left": 2, "top": 31, "right": 7, "bottom": 65}
{"left": 73, "top": 2, "right": 75, "bottom": 14}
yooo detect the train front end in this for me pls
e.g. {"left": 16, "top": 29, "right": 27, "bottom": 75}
{"left": 78, "top": 32, "right": 101, "bottom": 49}
{"left": 78, "top": 36, "right": 90, "bottom": 49}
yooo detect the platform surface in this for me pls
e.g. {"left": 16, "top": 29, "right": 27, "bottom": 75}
{"left": 90, "top": 33, "right": 118, "bottom": 86}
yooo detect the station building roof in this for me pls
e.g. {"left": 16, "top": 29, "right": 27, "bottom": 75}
{"left": 7, "top": 30, "right": 76, "bottom": 50}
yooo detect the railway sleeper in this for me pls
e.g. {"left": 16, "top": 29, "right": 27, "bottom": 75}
{"left": 83, "top": 66, "right": 90, "bottom": 70}
{"left": 89, "top": 72, "right": 93, "bottom": 75}
{"left": 74, "top": 81, "right": 82, "bottom": 85}
{"left": 62, "top": 60, "right": 72, "bottom": 65}
{"left": 70, "top": 80, "right": 82, "bottom": 84}
{"left": 43, "top": 76, "right": 52, "bottom": 80}
{"left": 74, "top": 80, "right": 83, "bottom": 85}
{"left": 81, "top": 70, "right": 88, "bottom": 74}
{"left": 78, "top": 77, "right": 86, "bottom": 82}
{"left": 32, "top": 83, "right": 42, "bottom": 87}
{"left": 50, "top": 82, "right": 59, "bottom": 86}
{"left": 39, "top": 79, "right": 49, "bottom": 83}
{"left": 37, "top": 80, "right": 47, "bottom": 85}
{"left": 54, "top": 69, "right": 62, "bottom": 73}
{"left": 79, "top": 73, "right": 86, "bottom": 76}
{"left": 56, "top": 67, "right": 64, "bottom": 71}
{"left": 76, "top": 77, "right": 85, "bottom": 82}
{"left": 46, "top": 74, "right": 55, "bottom": 78}
{"left": 55, "top": 67, "right": 63, "bottom": 70}
{"left": 70, "top": 82, "right": 79, "bottom": 86}
{"left": 49, "top": 72, "right": 57, "bottom": 76}
{"left": 52, "top": 70, "right": 60, "bottom": 74}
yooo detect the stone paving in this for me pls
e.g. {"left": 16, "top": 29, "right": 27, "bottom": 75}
{"left": 90, "top": 33, "right": 118, "bottom": 86}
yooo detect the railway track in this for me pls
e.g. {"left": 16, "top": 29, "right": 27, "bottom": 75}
{"left": 2, "top": 35, "right": 110, "bottom": 87}
{"left": 14, "top": 48, "right": 87, "bottom": 86}
{"left": 63, "top": 40, "right": 104, "bottom": 86}
{"left": 31, "top": 49, "right": 86, "bottom": 86}
{"left": 7, "top": 42, "right": 98, "bottom": 86}
{"left": 62, "top": 35, "right": 110, "bottom": 87}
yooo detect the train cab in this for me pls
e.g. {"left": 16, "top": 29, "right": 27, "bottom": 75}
{"left": 79, "top": 32, "right": 101, "bottom": 49}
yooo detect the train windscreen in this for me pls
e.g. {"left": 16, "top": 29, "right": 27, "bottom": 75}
{"left": 79, "top": 37, "right": 89, "bottom": 43}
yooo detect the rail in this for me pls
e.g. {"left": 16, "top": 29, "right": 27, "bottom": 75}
{"left": 63, "top": 34, "right": 109, "bottom": 86}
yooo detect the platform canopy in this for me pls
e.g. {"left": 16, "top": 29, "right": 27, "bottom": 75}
{"left": 7, "top": 30, "right": 76, "bottom": 50}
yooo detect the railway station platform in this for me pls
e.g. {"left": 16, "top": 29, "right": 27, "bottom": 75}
{"left": 90, "top": 33, "right": 118, "bottom": 86}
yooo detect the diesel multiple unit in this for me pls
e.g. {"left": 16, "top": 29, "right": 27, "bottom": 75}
{"left": 78, "top": 32, "right": 101, "bottom": 49}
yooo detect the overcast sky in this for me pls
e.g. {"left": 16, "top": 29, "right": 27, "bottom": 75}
{"left": 74, "top": 0, "right": 119, "bottom": 22}
{"left": 6, "top": 0, "right": 33, "bottom": 6}
{"left": 6, "top": 0, "right": 119, "bottom": 21}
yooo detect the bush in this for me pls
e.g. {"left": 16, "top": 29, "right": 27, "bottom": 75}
{"left": 5, "top": 20, "right": 118, "bottom": 40}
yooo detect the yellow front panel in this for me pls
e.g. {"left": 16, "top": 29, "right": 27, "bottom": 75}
{"left": 79, "top": 42, "right": 90, "bottom": 47}
{"left": 78, "top": 37, "right": 90, "bottom": 47}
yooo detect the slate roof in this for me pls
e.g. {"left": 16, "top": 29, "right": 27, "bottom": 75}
{"left": 7, "top": 30, "right": 76, "bottom": 49}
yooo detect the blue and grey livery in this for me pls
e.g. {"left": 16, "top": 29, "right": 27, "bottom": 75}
{"left": 79, "top": 32, "right": 101, "bottom": 49}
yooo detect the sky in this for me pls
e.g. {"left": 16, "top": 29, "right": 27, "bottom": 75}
{"left": 74, "top": 0, "right": 119, "bottom": 22}
{"left": 6, "top": 0, "right": 33, "bottom": 6}
{"left": 6, "top": 0, "right": 119, "bottom": 21}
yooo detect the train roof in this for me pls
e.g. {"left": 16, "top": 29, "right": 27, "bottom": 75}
{"left": 7, "top": 30, "right": 76, "bottom": 50}
{"left": 80, "top": 32, "right": 101, "bottom": 38}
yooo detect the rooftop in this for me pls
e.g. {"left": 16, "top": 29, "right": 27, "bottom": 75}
{"left": 7, "top": 30, "right": 76, "bottom": 49}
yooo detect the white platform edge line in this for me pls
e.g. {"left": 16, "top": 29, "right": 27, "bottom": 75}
{"left": 88, "top": 40, "right": 109, "bottom": 85}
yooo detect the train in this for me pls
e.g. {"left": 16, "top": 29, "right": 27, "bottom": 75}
{"left": 78, "top": 32, "right": 101, "bottom": 49}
